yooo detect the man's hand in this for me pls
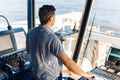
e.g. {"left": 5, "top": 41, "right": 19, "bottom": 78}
{"left": 84, "top": 72, "right": 95, "bottom": 79}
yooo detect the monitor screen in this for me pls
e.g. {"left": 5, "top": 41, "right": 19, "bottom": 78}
{"left": 0, "top": 34, "right": 14, "bottom": 55}
{"left": 14, "top": 31, "right": 26, "bottom": 50}
{"left": 108, "top": 47, "right": 120, "bottom": 63}
{"left": 105, "top": 47, "right": 120, "bottom": 71}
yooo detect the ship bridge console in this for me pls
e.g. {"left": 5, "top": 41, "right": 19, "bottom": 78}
{"left": 79, "top": 47, "right": 120, "bottom": 80}
{"left": 0, "top": 28, "right": 32, "bottom": 80}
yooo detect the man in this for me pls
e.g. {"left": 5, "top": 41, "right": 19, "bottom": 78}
{"left": 26, "top": 5, "right": 94, "bottom": 80}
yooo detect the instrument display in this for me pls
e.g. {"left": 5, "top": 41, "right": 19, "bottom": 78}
{"left": 105, "top": 47, "right": 120, "bottom": 71}
{"left": 0, "top": 34, "right": 14, "bottom": 56}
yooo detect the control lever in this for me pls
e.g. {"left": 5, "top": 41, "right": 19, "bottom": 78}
{"left": 72, "top": 23, "right": 78, "bottom": 32}
{"left": 18, "top": 57, "right": 25, "bottom": 69}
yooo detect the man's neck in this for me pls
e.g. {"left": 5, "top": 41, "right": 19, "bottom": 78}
{"left": 43, "top": 24, "right": 51, "bottom": 28}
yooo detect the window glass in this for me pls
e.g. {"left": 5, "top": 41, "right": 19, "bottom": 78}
{"left": 0, "top": 0, "right": 27, "bottom": 31}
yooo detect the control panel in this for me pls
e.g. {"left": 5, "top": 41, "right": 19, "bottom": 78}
{"left": 0, "top": 49, "right": 31, "bottom": 72}
{"left": 0, "top": 28, "right": 32, "bottom": 80}
{"left": 79, "top": 65, "right": 120, "bottom": 80}
{"left": 79, "top": 47, "right": 120, "bottom": 80}
{"left": 0, "top": 49, "right": 32, "bottom": 80}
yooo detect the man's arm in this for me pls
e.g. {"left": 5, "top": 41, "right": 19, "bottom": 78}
{"left": 57, "top": 53, "right": 94, "bottom": 79}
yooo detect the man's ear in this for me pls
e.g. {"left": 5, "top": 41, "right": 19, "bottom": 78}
{"left": 49, "top": 16, "right": 52, "bottom": 21}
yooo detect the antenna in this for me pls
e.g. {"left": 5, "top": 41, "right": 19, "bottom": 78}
{"left": 81, "top": 12, "right": 96, "bottom": 64}
{"left": 0, "top": 15, "right": 12, "bottom": 30}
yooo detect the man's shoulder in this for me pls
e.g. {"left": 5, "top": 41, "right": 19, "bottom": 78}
{"left": 28, "top": 26, "right": 40, "bottom": 34}
{"left": 47, "top": 32, "right": 59, "bottom": 40}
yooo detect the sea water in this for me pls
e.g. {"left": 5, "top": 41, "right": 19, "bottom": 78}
{"left": 0, "top": 0, "right": 120, "bottom": 28}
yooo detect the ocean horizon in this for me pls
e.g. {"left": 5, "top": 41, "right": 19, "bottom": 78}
{"left": 0, "top": 0, "right": 120, "bottom": 28}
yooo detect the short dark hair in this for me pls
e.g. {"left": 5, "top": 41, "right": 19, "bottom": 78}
{"left": 38, "top": 5, "right": 56, "bottom": 25}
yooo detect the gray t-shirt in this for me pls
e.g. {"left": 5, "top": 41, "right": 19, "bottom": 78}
{"left": 26, "top": 25, "right": 64, "bottom": 80}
